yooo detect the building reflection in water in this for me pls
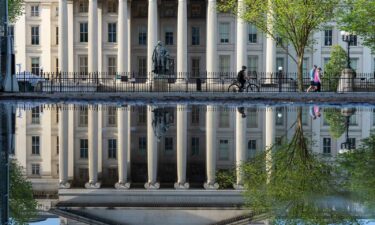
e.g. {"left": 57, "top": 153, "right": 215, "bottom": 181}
{"left": 10, "top": 103, "right": 375, "bottom": 224}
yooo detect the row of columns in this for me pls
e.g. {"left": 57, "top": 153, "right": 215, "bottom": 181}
{"left": 58, "top": 0, "right": 276, "bottom": 78}
{"left": 58, "top": 105, "right": 276, "bottom": 189}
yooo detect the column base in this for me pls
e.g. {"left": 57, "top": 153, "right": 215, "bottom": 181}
{"left": 59, "top": 181, "right": 71, "bottom": 189}
{"left": 85, "top": 181, "right": 101, "bottom": 189}
{"left": 115, "top": 182, "right": 131, "bottom": 189}
{"left": 144, "top": 182, "right": 160, "bottom": 189}
{"left": 174, "top": 182, "right": 189, "bottom": 189}
{"left": 233, "top": 184, "right": 244, "bottom": 190}
{"left": 204, "top": 182, "right": 219, "bottom": 190}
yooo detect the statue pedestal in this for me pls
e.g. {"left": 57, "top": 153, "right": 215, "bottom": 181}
{"left": 153, "top": 75, "right": 169, "bottom": 92}
{"left": 337, "top": 68, "right": 355, "bottom": 93}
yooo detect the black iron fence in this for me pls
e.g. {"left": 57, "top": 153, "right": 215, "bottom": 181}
{"left": 13, "top": 72, "right": 375, "bottom": 93}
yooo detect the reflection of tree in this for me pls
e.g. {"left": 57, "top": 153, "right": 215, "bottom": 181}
{"left": 242, "top": 107, "right": 360, "bottom": 225}
{"left": 10, "top": 159, "right": 37, "bottom": 224}
{"left": 338, "top": 133, "right": 375, "bottom": 213}
{"left": 323, "top": 108, "right": 346, "bottom": 139}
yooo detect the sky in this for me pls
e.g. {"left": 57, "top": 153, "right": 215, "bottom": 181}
{"left": 29, "top": 218, "right": 60, "bottom": 225}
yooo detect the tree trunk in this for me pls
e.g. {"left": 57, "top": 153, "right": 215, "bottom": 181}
{"left": 297, "top": 56, "right": 304, "bottom": 92}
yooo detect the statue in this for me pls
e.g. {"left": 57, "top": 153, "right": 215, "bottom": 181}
{"left": 152, "top": 41, "right": 172, "bottom": 76}
{"left": 152, "top": 108, "right": 173, "bottom": 141}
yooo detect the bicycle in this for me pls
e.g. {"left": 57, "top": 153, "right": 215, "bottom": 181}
{"left": 228, "top": 77, "right": 260, "bottom": 92}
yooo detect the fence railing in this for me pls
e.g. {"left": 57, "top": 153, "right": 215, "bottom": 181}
{"left": 13, "top": 72, "right": 375, "bottom": 93}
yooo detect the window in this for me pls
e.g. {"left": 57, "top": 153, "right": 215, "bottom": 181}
{"left": 31, "top": 57, "right": 40, "bottom": 75}
{"left": 139, "top": 137, "right": 147, "bottom": 153}
{"left": 108, "top": 139, "right": 117, "bottom": 159}
{"left": 32, "top": 164, "right": 40, "bottom": 175}
{"left": 248, "top": 24, "right": 257, "bottom": 43}
{"left": 165, "top": 27, "right": 174, "bottom": 45}
{"left": 31, "top": 5, "right": 40, "bottom": 17}
{"left": 276, "top": 58, "right": 285, "bottom": 71}
{"left": 31, "top": 26, "right": 39, "bottom": 45}
{"left": 302, "top": 108, "right": 309, "bottom": 125}
{"left": 108, "top": 23, "right": 117, "bottom": 43}
{"left": 219, "top": 55, "right": 230, "bottom": 76}
{"left": 192, "top": 27, "right": 200, "bottom": 45}
{"left": 191, "top": 106, "right": 200, "bottom": 125}
{"left": 138, "top": 106, "right": 147, "bottom": 124}
{"left": 219, "top": 139, "right": 229, "bottom": 160}
{"left": 138, "top": 57, "right": 147, "bottom": 77}
{"left": 80, "top": 23, "right": 88, "bottom": 42}
{"left": 349, "top": 113, "right": 357, "bottom": 125}
{"left": 80, "top": 139, "right": 89, "bottom": 159}
{"left": 324, "top": 29, "right": 333, "bottom": 46}
{"left": 79, "top": 106, "right": 88, "bottom": 127}
{"left": 323, "top": 57, "right": 330, "bottom": 69}
{"left": 56, "top": 7, "right": 59, "bottom": 16}
{"left": 191, "top": 137, "right": 199, "bottom": 156}
{"left": 32, "top": 136, "right": 40, "bottom": 155}
{"left": 349, "top": 35, "right": 357, "bottom": 46}
{"left": 323, "top": 138, "right": 331, "bottom": 155}
{"left": 302, "top": 58, "right": 309, "bottom": 76}
{"left": 247, "top": 108, "right": 257, "bottom": 128}
{"left": 56, "top": 58, "right": 59, "bottom": 73}
{"left": 247, "top": 56, "right": 258, "bottom": 74}
{"left": 79, "top": 0, "right": 88, "bottom": 13}
{"left": 165, "top": 137, "right": 173, "bottom": 153}
{"left": 219, "top": 23, "right": 230, "bottom": 43}
{"left": 275, "top": 107, "right": 284, "bottom": 126}
{"left": 138, "top": 26, "right": 147, "bottom": 45}
{"left": 191, "top": 58, "right": 200, "bottom": 78}
{"left": 107, "top": 106, "right": 117, "bottom": 126}
{"left": 56, "top": 109, "right": 59, "bottom": 123}
{"left": 79, "top": 56, "right": 88, "bottom": 75}
{"left": 247, "top": 140, "right": 257, "bottom": 159}
{"left": 107, "top": 0, "right": 117, "bottom": 13}
{"left": 350, "top": 58, "right": 359, "bottom": 72}
{"left": 56, "top": 27, "right": 59, "bottom": 45}
{"left": 56, "top": 136, "right": 59, "bottom": 155}
{"left": 107, "top": 56, "right": 117, "bottom": 77}
{"left": 31, "top": 107, "right": 40, "bottom": 124}
{"left": 219, "top": 109, "right": 230, "bottom": 128}
{"left": 348, "top": 138, "right": 356, "bottom": 149}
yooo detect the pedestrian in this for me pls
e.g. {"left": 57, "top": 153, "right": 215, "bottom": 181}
{"left": 306, "top": 65, "right": 317, "bottom": 92}
{"left": 237, "top": 66, "right": 247, "bottom": 92}
{"left": 309, "top": 105, "right": 321, "bottom": 120}
{"left": 314, "top": 67, "right": 322, "bottom": 92}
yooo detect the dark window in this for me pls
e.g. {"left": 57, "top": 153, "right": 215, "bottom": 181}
{"left": 80, "top": 23, "right": 88, "bottom": 42}
{"left": 248, "top": 24, "right": 257, "bottom": 43}
{"left": 349, "top": 35, "right": 358, "bottom": 46}
{"left": 108, "top": 23, "right": 117, "bottom": 43}
{"left": 108, "top": 139, "right": 117, "bottom": 159}
{"left": 80, "top": 139, "right": 89, "bottom": 159}
{"left": 348, "top": 138, "right": 356, "bottom": 149}
{"left": 247, "top": 140, "right": 257, "bottom": 159}
{"left": 31, "top": 26, "right": 39, "bottom": 45}
{"left": 32, "top": 164, "right": 40, "bottom": 175}
{"left": 191, "top": 137, "right": 199, "bottom": 156}
{"left": 56, "top": 136, "right": 59, "bottom": 155}
{"left": 165, "top": 30, "right": 174, "bottom": 45}
{"left": 32, "top": 136, "right": 40, "bottom": 155}
{"left": 138, "top": 26, "right": 147, "bottom": 45}
{"left": 324, "top": 29, "right": 332, "bottom": 46}
{"left": 192, "top": 27, "right": 200, "bottom": 45}
{"left": 323, "top": 138, "right": 331, "bottom": 155}
{"left": 138, "top": 137, "right": 146, "bottom": 153}
{"left": 31, "top": 107, "right": 40, "bottom": 124}
{"left": 56, "top": 27, "right": 59, "bottom": 45}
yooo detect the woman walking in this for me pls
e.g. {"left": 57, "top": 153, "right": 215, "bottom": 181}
{"left": 314, "top": 67, "right": 322, "bottom": 92}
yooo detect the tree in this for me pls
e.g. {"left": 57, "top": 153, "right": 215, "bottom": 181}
{"left": 10, "top": 159, "right": 37, "bottom": 225}
{"left": 218, "top": 0, "right": 339, "bottom": 92}
{"left": 323, "top": 108, "right": 346, "bottom": 139}
{"left": 8, "top": 0, "right": 24, "bottom": 23}
{"left": 322, "top": 45, "right": 347, "bottom": 91}
{"left": 338, "top": 0, "right": 375, "bottom": 52}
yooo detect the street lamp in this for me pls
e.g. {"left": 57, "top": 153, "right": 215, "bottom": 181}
{"left": 339, "top": 108, "right": 356, "bottom": 153}
{"left": 341, "top": 31, "right": 356, "bottom": 69}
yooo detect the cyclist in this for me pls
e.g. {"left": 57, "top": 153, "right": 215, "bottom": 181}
{"left": 237, "top": 66, "right": 247, "bottom": 92}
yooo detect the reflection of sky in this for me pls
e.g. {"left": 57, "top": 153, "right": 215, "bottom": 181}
{"left": 29, "top": 218, "right": 59, "bottom": 225}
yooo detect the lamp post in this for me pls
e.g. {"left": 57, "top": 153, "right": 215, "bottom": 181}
{"left": 337, "top": 32, "right": 356, "bottom": 93}
{"left": 339, "top": 108, "right": 356, "bottom": 153}
{"left": 341, "top": 31, "right": 355, "bottom": 69}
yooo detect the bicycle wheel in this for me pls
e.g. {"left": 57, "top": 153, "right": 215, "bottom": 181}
{"left": 246, "top": 84, "right": 260, "bottom": 92}
{"left": 228, "top": 83, "right": 240, "bottom": 92}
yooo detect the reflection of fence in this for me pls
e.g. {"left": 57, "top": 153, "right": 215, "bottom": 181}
{"left": 13, "top": 72, "right": 375, "bottom": 93}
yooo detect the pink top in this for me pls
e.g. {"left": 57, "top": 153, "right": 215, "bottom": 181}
{"left": 314, "top": 70, "right": 321, "bottom": 83}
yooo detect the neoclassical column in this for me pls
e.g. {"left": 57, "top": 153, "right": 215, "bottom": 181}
{"left": 234, "top": 109, "right": 247, "bottom": 189}
{"left": 175, "top": 105, "right": 189, "bottom": 189}
{"left": 147, "top": 0, "right": 158, "bottom": 80}
{"left": 265, "top": 1, "right": 276, "bottom": 81}
{"left": 85, "top": 106, "right": 100, "bottom": 188}
{"left": 88, "top": 0, "right": 98, "bottom": 73}
{"left": 58, "top": 107, "right": 70, "bottom": 188}
{"left": 41, "top": 4, "right": 51, "bottom": 72}
{"left": 115, "top": 107, "right": 131, "bottom": 189}
{"left": 145, "top": 106, "right": 160, "bottom": 189}
{"left": 206, "top": 0, "right": 218, "bottom": 81}
{"left": 204, "top": 105, "right": 219, "bottom": 189}
{"left": 118, "top": 0, "right": 129, "bottom": 75}
{"left": 58, "top": 0, "right": 68, "bottom": 76}
{"left": 236, "top": 0, "right": 247, "bottom": 71}
{"left": 265, "top": 107, "right": 275, "bottom": 182}
{"left": 177, "top": 0, "right": 188, "bottom": 82}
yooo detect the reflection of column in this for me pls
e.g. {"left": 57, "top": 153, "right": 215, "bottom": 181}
{"left": 361, "top": 109, "right": 371, "bottom": 139}
{"left": 59, "top": 108, "right": 70, "bottom": 188}
{"left": 85, "top": 106, "right": 100, "bottom": 188}
{"left": 177, "top": 0, "right": 187, "bottom": 81}
{"left": 234, "top": 110, "right": 246, "bottom": 189}
{"left": 145, "top": 106, "right": 159, "bottom": 189}
{"left": 88, "top": 0, "right": 98, "bottom": 73}
{"left": 175, "top": 105, "right": 189, "bottom": 189}
{"left": 147, "top": 0, "right": 158, "bottom": 80}
{"left": 118, "top": 0, "right": 129, "bottom": 75}
{"left": 115, "top": 107, "right": 130, "bottom": 189}
{"left": 265, "top": 107, "right": 275, "bottom": 182}
{"left": 204, "top": 105, "right": 219, "bottom": 189}
{"left": 41, "top": 109, "right": 52, "bottom": 177}
{"left": 236, "top": 0, "right": 247, "bottom": 71}
{"left": 15, "top": 109, "right": 27, "bottom": 169}
{"left": 312, "top": 109, "right": 321, "bottom": 153}
{"left": 206, "top": 0, "right": 218, "bottom": 81}
{"left": 58, "top": 0, "right": 68, "bottom": 76}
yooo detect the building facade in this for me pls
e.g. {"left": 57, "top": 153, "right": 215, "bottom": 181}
{"left": 14, "top": 0, "right": 375, "bottom": 80}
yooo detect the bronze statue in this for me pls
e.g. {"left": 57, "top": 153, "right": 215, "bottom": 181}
{"left": 152, "top": 41, "right": 172, "bottom": 75}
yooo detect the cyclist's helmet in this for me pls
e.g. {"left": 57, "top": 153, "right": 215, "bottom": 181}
{"left": 242, "top": 66, "right": 247, "bottom": 70}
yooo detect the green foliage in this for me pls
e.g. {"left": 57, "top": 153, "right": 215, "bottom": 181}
{"left": 216, "top": 169, "right": 236, "bottom": 189}
{"left": 322, "top": 45, "right": 348, "bottom": 91}
{"left": 10, "top": 159, "right": 37, "bottom": 225}
{"left": 323, "top": 108, "right": 346, "bottom": 139}
{"left": 218, "top": 0, "right": 340, "bottom": 91}
{"left": 338, "top": 0, "right": 375, "bottom": 53}
{"left": 8, "top": 0, "right": 24, "bottom": 23}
